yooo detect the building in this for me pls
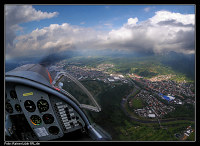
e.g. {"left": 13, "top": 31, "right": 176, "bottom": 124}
{"left": 119, "top": 75, "right": 124, "bottom": 78}
{"left": 148, "top": 114, "right": 156, "bottom": 118}
{"left": 108, "top": 78, "right": 114, "bottom": 82}
{"left": 159, "top": 93, "right": 175, "bottom": 101}
{"left": 114, "top": 76, "right": 120, "bottom": 80}
{"left": 167, "top": 95, "right": 175, "bottom": 100}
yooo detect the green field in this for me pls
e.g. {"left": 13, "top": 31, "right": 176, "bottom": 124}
{"left": 118, "top": 120, "right": 195, "bottom": 141}
{"left": 131, "top": 98, "right": 144, "bottom": 109}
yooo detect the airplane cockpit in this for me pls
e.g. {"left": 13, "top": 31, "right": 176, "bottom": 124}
{"left": 5, "top": 64, "right": 112, "bottom": 141}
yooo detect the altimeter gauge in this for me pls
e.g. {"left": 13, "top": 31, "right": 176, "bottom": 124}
{"left": 37, "top": 99, "right": 49, "bottom": 113}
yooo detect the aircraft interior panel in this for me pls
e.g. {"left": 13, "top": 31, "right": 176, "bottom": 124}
{"left": 5, "top": 83, "right": 86, "bottom": 141}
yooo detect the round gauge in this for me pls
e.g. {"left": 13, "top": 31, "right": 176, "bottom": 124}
{"left": 37, "top": 99, "right": 49, "bottom": 113}
{"left": 10, "top": 90, "right": 17, "bottom": 99}
{"left": 5, "top": 102, "right": 13, "bottom": 113}
{"left": 15, "top": 104, "right": 22, "bottom": 112}
{"left": 30, "top": 115, "right": 42, "bottom": 125}
{"left": 48, "top": 126, "right": 59, "bottom": 135}
{"left": 42, "top": 114, "right": 54, "bottom": 124}
{"left": 24, "top": 100, "right": 36, "bottom": 112}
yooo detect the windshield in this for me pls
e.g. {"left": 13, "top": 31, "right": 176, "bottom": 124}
{"left": 51, "top": 71, "right": 101, "bottom": 112}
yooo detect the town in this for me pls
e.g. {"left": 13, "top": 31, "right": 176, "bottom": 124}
{"left": 129, "top": 73, "right": 195, "bottom": 105}
{"left": 48, "top": 60, "right": 129, "bottom": 85}
{"left": 130, "top": 90, "right": 175, "bottom": 119}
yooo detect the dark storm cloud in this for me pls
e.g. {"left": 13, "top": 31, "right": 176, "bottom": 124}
{"left": 157, "top": 19, "right": 194, "bottom": 27}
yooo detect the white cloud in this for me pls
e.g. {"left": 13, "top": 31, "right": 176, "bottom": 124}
{"left": 5, "top": 5, "right": 58, "bottom": 25}
{"left": 150, "top": 11, "right": 194, "bottom": 25}
{"left": 5, "top": 5, "right": 58, "bottom": 58}
{"left": 103, "top": 11, "right": 194, "bottom": 54}
{"left": 127, "top": 17, "right": 138, "bottom": 26}
{"left": 6, "top": 9, "right": 195, "bottom": 59}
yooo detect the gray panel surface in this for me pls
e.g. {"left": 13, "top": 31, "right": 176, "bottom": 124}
{"left": 15, "top": 85, "right": 64, "bottom": 141}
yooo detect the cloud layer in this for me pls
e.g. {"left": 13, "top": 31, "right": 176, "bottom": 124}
{"left": 5, "top": 5, "right": 58, "bottom": 58}
{"left": 5, "top": 6, "right": 195, "bottom": 59}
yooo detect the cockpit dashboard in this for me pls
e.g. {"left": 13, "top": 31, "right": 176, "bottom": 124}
{"left": 5, "top": 83, "right": 88, "bottom": 141}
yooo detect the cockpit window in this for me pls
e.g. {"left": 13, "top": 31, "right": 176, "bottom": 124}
{"left": 52, "top": 72, "right": 101, "bottom": 112}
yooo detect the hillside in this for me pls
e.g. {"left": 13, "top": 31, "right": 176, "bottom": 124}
{"left": 62, "top": 55, "right": 195, "bottom": 83}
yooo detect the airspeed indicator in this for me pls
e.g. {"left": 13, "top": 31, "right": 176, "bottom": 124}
{"left": 24, "top": 100, "right": 36, "bottom": 112}
{"left": 30, "top": 115, "right": 42, "bottom": 125}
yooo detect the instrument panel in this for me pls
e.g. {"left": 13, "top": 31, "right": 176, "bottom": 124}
{"left": 5, "top": 83, "right": 85, "bottom": 141}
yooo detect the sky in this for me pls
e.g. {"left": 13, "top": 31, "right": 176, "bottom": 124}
{"left": 5, "top": 4, "right": 195, "bottom": 60}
